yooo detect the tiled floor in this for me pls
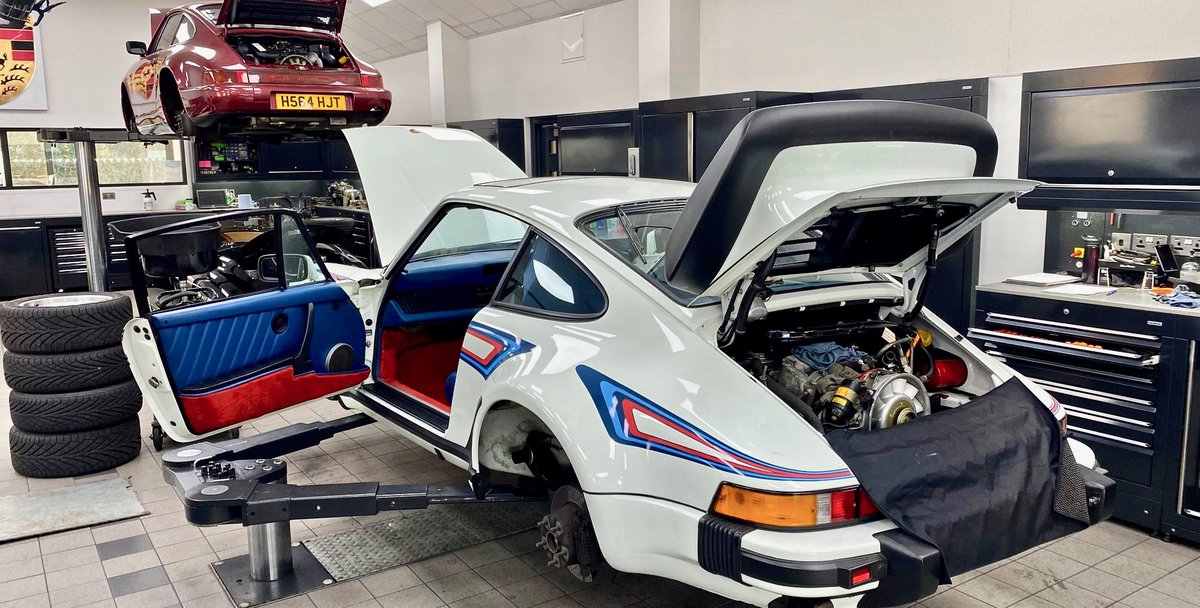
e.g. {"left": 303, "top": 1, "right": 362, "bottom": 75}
{"left": 1, "top": 365, "right": 1199, "bottom": 608}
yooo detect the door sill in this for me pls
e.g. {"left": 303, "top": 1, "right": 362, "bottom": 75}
{"left": 354, "top": 385, "right": 467, "bottom": 462}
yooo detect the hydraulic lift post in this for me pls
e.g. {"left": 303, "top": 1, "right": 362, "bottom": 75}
{"left": 37, "top": 128, "right": 183, "bottom": 292}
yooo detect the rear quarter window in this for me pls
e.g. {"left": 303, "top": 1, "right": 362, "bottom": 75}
{"left": 495, "top": 234, "right": 606, "bottom": 318}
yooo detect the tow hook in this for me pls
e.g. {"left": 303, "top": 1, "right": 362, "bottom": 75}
{"left": 536, "top": 485, "right": 613, "bottom": 583}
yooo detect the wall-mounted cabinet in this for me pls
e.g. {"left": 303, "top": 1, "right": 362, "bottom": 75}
{"left": 638, "top": 91, "right": 810, "bottom": 182}
{"left": 448, "top": 119, "right": 526, "bottom": 171}
{"left": 529, "top": 110, "right": 638, "bottom": 178}
{"left": 1018, "top": 57, "right": 1200, "bottom": 213}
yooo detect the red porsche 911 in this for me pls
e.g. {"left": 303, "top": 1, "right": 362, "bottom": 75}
{"left": 122, "top": 0, "right": 391, "bottom": 137}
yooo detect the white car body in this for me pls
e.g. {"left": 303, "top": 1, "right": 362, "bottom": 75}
{"left": 124, "top": 101, "right": 1103, "bottom": 608}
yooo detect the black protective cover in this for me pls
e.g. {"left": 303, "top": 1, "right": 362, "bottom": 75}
{"left": 825, "top": 378, "right": 1085, "bottom": 580}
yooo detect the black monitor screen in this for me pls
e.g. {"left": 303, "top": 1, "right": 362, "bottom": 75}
{"left": 559, "top": 123, "right": 632, "bottom": 176}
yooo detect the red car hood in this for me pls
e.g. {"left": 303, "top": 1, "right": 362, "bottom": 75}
{"left": 216, "top": 0, "right": 346, "bottom": 33}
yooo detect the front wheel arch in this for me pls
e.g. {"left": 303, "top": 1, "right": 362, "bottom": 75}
{"left": 158, "top": 71, "right": 196, "bottom": 137}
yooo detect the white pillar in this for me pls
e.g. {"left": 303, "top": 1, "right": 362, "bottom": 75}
{"left": 427, "top": 21, "right": 469, "bottom": 127}
{"left": 637, "top": 0, "right": 700, "bottom": 102}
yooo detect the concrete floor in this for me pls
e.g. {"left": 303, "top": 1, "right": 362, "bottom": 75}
{"left": 0, "top": 362, "right": 1197, "bottom": 608}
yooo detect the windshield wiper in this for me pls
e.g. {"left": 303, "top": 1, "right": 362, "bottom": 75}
{"left": 615, "top": 207, "right": 646, "bottom": 264}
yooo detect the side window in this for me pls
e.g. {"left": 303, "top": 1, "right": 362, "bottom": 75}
{"left": 151, "top": 14, "right": 182, "bottom": 53}
{"left": 412, "top": 206, "right": 527, "bottom": 261}
{"left": 496, "top": 234, "right": 606, "bottom": 317}
{"left": 173, "top": 16, "right": 195, "bottom": 45}
{"left": 273, "top": 214, "right": 327, "bottom": 287}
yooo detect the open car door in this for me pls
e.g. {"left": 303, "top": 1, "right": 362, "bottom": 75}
{"left": 119, "top": 210, "right": 370, "bottom": 444}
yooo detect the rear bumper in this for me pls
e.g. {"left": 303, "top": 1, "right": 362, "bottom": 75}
{"left": 715, "top": 469, "right": 1117, "bottom": 608}
{"left": 181, "top": 84, "right": 392, "bottom": 126}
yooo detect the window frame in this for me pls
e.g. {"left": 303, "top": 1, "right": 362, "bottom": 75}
{"left": 172, "top": 14, "right": 197, "bottom": 46}
{"left": 0, "top": 128, "right": 188, "bottom": 190}
{"left": 492, "top": 229, "right": 609, "bottom": 322}
{"left": 150, "top": 13, "right": 183, "bottom": 53}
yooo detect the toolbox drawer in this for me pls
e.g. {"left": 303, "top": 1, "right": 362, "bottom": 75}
{"left": 995, "top": 353, "right": 1157, "bottom": 400}
{"left": 977, "top": 291, "right": 1177, "bottom": 336}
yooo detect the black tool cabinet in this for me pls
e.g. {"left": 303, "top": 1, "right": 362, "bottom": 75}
{"left": 972, "top": 286, "right": 1200, "bottom": 540}
{"left": 448, "top": 118, "right": 526, "bottom": 170}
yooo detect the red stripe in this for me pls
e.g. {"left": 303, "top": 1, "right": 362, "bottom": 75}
{"left": 0, "top": 29, "right": 33, "bottom": 41}
{"left": 464, "top": 329, "right": 503, "bottom": 366}
{"left": 12, "top": 51, "right": 34, "bottom": 61}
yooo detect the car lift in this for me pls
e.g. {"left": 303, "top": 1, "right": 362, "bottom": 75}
{"left": 159, "top": 412, "right": 546, "bottom": 606}
{"left": 36, "top": 128, "right": 184, "bottom": 292}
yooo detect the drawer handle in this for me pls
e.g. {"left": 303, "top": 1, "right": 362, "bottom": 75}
{"left": 985, "top": 313, "right": 1159, "bottom": 342}
{"left": 1032, "top": 379, "right": 1154, "bottom": 407}
{"left": 970, "top": 328, "right": 1147, "bottom": 361}
{"left": 1069, "top": 426, "right": 1152, "bottom": 449}
{"left": 1061, "top": 404, "right": 1153, "bottom": 428}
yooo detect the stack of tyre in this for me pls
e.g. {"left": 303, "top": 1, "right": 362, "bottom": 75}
{"left": 0, "top": 293, "right": 143, "bottom": 478}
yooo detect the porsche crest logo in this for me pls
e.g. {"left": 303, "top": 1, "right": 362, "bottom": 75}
{"left": 0, "top": 20, "right": 35, "bottom": 104}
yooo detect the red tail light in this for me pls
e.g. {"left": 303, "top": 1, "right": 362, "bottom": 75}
{"left": 203, "top": 70, "right": 250, "bottom": 85}
{"left": 858, "top": 490, "right": 881, "bottom": 518}
{"left": 360, "top": 74, "right": 384, "bottom": 88}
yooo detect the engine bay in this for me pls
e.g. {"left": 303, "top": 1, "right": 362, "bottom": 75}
{"left": 230, "top": 35, "right": 351, "bottom": 69}
{"left": 730, "top": 303, "right": 974, "bottom": 434}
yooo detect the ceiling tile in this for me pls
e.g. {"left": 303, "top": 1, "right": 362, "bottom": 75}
{"left": 452, "top": 24, "right": 476, "bottom": 37}
{"left": 522, "top": 1, "right": 562, "bottom": 19}
{"left": 493, "top": 10, "right": 531, "bottom": 27}
{"left": 402, "top": 38, "right": 428, "bottom": 52}
{"left": 467, "top": 0, "right": 519, "bottom": 17}
{"left": 438, "top": 0, "right": 489, "bottom": 23}
{"left": 555, "top": 0, "right": 601, "bottom": 11}
{"left": 468, "top": 17, "right": 503, "bottom": 34}
{"left": 508, "top": 0, "right": 546, "bottom": 7}
{"left": 376, "top": 3, "right": 428, "bottom": 35}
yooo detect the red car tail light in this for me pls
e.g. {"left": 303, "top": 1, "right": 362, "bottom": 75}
{"left": 711, "top": 484, "right": 884, "bottom": 529}
{"left": 203, "top": 70, "right": 250, "bottom": 85}
{"left": 360, "top": 74, "right": 383, "bottom": 88}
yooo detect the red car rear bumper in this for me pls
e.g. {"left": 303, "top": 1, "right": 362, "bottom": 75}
{"left": 181, "top": 84, "right": 392, "bottom": 127}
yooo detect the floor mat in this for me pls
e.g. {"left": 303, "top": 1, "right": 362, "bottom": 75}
{"left": 0, "top": 478, "right": 147, "bottom": 542}
{"left": 304, "top": 501, "right": 547, "bottom": 581}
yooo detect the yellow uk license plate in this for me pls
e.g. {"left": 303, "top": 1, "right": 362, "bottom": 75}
{"left": 273, "top": 93, "right": 348, "bottom": 111}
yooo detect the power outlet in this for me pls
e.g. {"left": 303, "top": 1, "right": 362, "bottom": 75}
{"left": 1110, "top": 232, "right": 1132, "bottom": 251}
{"left": 1133, "top": 233, "right": 1169, "bottom": 253}
{"left": 101, "top": 192, "right": 116, "bottom": 200}
{"left": 1171, "top": 235, "right": 1200, "bottom": 259}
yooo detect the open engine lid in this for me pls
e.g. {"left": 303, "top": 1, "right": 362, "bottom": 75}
{"left": 217, "top": 0, "right": 347, "bottom": 32}
{"left": 663, "top": 100, "right": 1034, "bottom": 301}
{"left": 343, "top": 126, "right": 526, "bottom": 265}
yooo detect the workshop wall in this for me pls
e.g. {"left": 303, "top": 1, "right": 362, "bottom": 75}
{"left": 375, "top": 51, "right": 433, "bottom": 126}
{"left": 696, "top": 0, "right": 1200, "bottom": 95}
{"left": 464, "top": 0, "right": 639, "bottom": 120}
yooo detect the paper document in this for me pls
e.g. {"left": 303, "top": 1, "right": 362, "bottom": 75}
{"left": 1004, "top": 273, "right": 1081, "bottom": 287}
{"left": 1042, "top": 284, "right": 1117, "bottom": 296}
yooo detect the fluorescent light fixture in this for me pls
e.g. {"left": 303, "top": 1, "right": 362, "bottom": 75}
{"left": 362, "top": 0, "right": 391, "bottom": 7}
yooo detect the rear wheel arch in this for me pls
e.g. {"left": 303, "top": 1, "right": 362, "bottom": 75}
{"left": 120, "top": 86, "right": 136, "bottom": 132}
{"left": 473, "top": 399, "right": 577, "bottom": 486}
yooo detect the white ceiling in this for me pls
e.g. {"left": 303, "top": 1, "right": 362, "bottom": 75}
{"left": 341, "top": 0, "right": 619, "bottom": 64}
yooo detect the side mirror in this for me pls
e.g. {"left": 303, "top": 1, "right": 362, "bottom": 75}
{"left": 258, "top": 254, "right": 309, "bottom": 284}
{"left": 126, "top": 41, "right": 148, "bottom": 56}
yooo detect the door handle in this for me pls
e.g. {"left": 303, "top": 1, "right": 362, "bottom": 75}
{"left": 271, "top": 312, "right": 289, "bottom": 334}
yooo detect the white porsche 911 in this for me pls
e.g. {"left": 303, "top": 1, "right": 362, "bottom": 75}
{"left": 123, "top": 100, "right": 1113, "bottom": 608}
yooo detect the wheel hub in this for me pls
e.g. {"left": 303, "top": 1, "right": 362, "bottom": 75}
{"left": 535, "top": 485, "right": 613, "bottom": 583}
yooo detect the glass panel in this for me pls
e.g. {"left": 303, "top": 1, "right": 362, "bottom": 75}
{"left": 497, "top": 234, "right": 605, "bottom": 316}
{"left": 96, "top": 141, "right": 185, "bottom": 186}
{"left": 151, "top": 14, "right": 182, "bottom": 52}
{"left": 279, "top": 215, "right": 325, "bottom": 287}
{"left": 174, "top": 16, "right": 195, "bottom": 45}
{"left": 6, "top": 131, "right": 77, "bottom": 187}
{"left": 413, "top": 206, "right": 527, "bottom": 261}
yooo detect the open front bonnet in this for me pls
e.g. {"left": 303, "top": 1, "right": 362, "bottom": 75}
{"left": 663, "top": 100, "right": 1038, "bottom": 301}
{"left": 217, "top": 0, "right": 347, "bottom": 32}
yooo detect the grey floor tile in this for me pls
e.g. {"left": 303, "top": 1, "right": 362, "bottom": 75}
{"left": 957, "top": 575, "right": 1031, "bottom": 607}
{"left": 1034, "top": 581, "right": 1112, "bottom": 608}
{"left": 1018, "top": 550, "right": 1088, "bottom": 581}
{"left": 162, "top": 555, "right": 217, "bottom": 583}
{"left": 0, "top": 540, "right": 40, "bottom": 565}
{"left": 450, "top": 590, "right": 516, "bottom": 608}
{"left": 374, "top": 584, "right": 445, "bottom": 608}
{"left": 1120, "top": 587, "right": 1200, "bottom": 608}
{"left": 920, "top": 589, "right": 994, "bottom": 608}
{"left": 180, "top": 593, "right": 236, "bottom": 608}
{"left": 613, "top": 575, "right": 683, "bottom": 600}
{"left": 1097, "top": 553, "right": 1172, "bottom": 586}
{"left": 1068, "top": 567, "right": 1142, "bottom": 602}
{"left": 532, "top": 599, "right": 583, "bottom": 608}
{"left": 428, "top": 571, "right": 493, "bottom": 605}
{"left": 92, "top": 521, "right": 148, "bottom": 546}
{"left": 113, "top": 584, "right": 179, "bottom": 608}
{"left": 154, "top": 539, "right": 212, "bottom": 567}
{"left": 0, "top": 593, "right": 50, "bottom": 608}
{"left": 361, "top": 565, "right": 423, "bottom": 597}
{"left": 497, "top": 576, "right": 566, "bottom": 608}
{"left": 97, "top": 535, "right": 155, "bottom": 561}
{"left": 639, "top": 585, "right": 727, "bottom": 608}
{"left": 45, "top": 545, "right": 101, "bottom": 573}
{"left": 0, "top": 557, "right": 44, "bottom": 584}
{"left": 1151, "top": 573, "right": 1200, "bottom": 605}
{"left": 103, "top": 550, "right": 163, "bottom": 579}
{"left": 39, "top": 529, "right": 97, "bottom": 556}
{"left": 989, "top": 561, "right": 1056, "bottom": 594}
{"left": 45, "top": 561, "right": 107, "bottom": 591}
{"left": 108, "top": 566, "right": 172, "bottom": 598}
{"left": 455, "top": 541, "right": 512, "bottom": 568}
{"left": 1123, "top": 539, "right": 1198, "bottom": 572}
{"left": 169, "top": 573, "right": 223, "bottom": 603}
{"left": 307, "top": 580, "right": 374, "bottom": 608}
{"left": 475, "top": 557, "right": 539, "bottom": 589}
{"left": 49, "top": 579, "right": 115, "bottom": 608}
{"left": 1008, "top": 596, "right": 1063, "bottom": 608}
{"left": 1042, "top": 537, "right": 1116, "bottom": 567}
{"left": 0, "top": 574, "right": 48, "bottom": 603}
{"left": 411, "top": 554, "right": 472, "bottom": 583}
{"left": 1076, "top": 526, "right": 1148, "bottom": 554}
{"left": 147, "top": 526, "right": 204, "bottom": 550}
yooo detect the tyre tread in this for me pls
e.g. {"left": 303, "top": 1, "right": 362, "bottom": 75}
{"left": 9, "top": 417, "right": 142, "bottom": 478}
